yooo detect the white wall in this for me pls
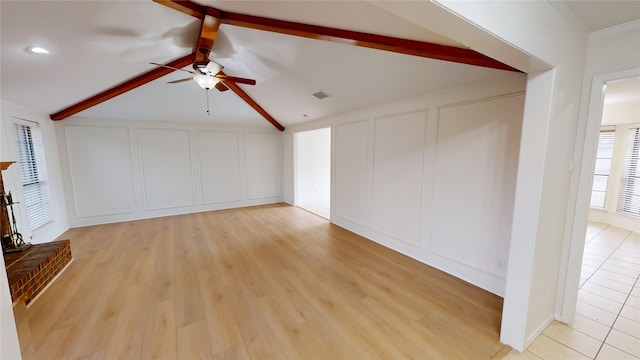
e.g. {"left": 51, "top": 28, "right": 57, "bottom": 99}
{"left": 353, "top": 0, "right": 595, "bottom": 351}
{"left": 56, "top": 118, "right": 282, "bottom": 227}
{"left": 0, "top": 108, "right": 21, "bottom": 360}
{"left": 0, "top": 101, "right": 69, "bottom": 243}
{"left": 295, "top": 128, "right": 331, "bottom": 205}
{"left": 414, "top": 1, "right": 591, "bottom": 351}
{"left": 1, "top": 100, "right": 70, "bottom": 360}
{"left": 1, "top": 101, "right": 69, "bottom": 244}
{"left": 0, "top": 255, "right": 20, "bottom": 359}
{"left": 286, "top": 75, "right": 526, "bottom": 296}
{"left": 602, "top": 100, "right": 640, "bottom": 126}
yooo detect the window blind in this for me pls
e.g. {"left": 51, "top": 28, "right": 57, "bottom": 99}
{"left": 590, "top": 129, "right": 615, "bottom": 209}
{"left": 618, "top": 126, "right": 640, "bottom": 217}
{"left": 14, "top": 123, "right": 51, "bottom": 230}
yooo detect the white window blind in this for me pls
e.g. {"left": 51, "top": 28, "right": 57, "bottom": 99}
{"left": 618, "top": 126, "right": 640, "bottom": 217}
{"left": 590, "top": 129, "right": 615, "bottom": 209}
{"left": 14, "top": 123, "right": 51, "bottom": 230}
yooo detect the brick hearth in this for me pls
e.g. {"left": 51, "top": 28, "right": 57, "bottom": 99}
{"left": 4, "top": 240, "right": 72, "bottom": 305}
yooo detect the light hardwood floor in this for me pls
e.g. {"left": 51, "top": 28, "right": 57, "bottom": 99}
{"left": 12, "top": 203, "right": 508, "bottom": 359}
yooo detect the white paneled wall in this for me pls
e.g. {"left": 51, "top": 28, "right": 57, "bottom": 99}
{"left": 244, "top": 132, "right": 281, "bottom": 200}
{"left": 65, "top": 126, "right": 135, "bottom": 217}
{"left": 431, "top": 96, "right": 522, "bottom": 280}
{"left": 139, "top": 128, "right": 195, "bottom": 210}
{"left": 288, "top": 77, "right": 526, "bottom": 296}
{"left": 372, "top": 111, "right": 427, "bottom": 246}
{"left": 197, "top": 131, "right": 242, "bottom": 204}
{"left": 58, "top": 120, "right": 281, "bottom": 227}
{"left": 334, "top": 120, "right": 369, "bottom": 225}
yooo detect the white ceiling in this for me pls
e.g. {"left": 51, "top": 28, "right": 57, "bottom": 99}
{"left": 605, "top": 76, "right": 640, "bottom": 105}
{"left": 561, "top": 1, "right": 640, "bottom": 32}
{"left": 1, "top": 1, "right": 637, "bottom": 130}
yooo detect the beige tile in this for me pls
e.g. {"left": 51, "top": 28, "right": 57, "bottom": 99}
{"left": 605, "top": 329, "right": 640, "bottom": 358}
{"left": 606, "top": 258, "right": 640, "bottom": 272}
{"left": 613, "top": 316, "right": 640, "bottom": 339}
{"left": 628, "top": 295, "right": 640, "bottom": 310}
{"left": 568, "top": 313, "right": 612, "bottom": 341}
{"left": 543, "top": 321, "right": 602, "bottom": 358}
{"left": 595, "top": 269, "right": 638, "bottom": 286}
{"left": 579, "top": 290, "right": 625, "bottom": 314}
{"left": 528, "top": 335, "right": 591, "bottom": 360}
{"left": 601, "top": 263, "right": 640, "bottom": 278}
{"left": 596, "top": 344, "right": 638, "bottom": 360}
{"left": 610, "top": 252, "right": 640, "bottom": 264}
{"left": 589, "top": 275, "right": 634, "bottom": 294}
{"left": 583, "top": 257, "right": 605, "bottom": 268}
{"left": 577, "top": 300, "right": 618, "bottom": 327}
{"left": 582, "top": 265, "right": 598, "bottom": 278}
{"left": 503, "top": 349, "right": 544, "bottom": 359}
{"left": 621, "top": 305, "right": 640, "bottom": 323}
{"left": 586, "top": 223, "right": 608, "bottom": 240}
{"left": 632, "top": 287, "right": 640, "bottom": 298}
{"left": 582, "top": 282, "right": 629, "bottom": 303}
{"left": 583, "top": 252, "right": 609, "bottom": 263}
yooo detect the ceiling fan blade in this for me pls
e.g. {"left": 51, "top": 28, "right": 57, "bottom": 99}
{"left": 150, "top": 62, "right": 197, "bottom": 75}
{"left": 215, "top": 82, "right": 229, "bottom": 92}
{"left": 167, "top": 77, "right": 194, "bottom": 84}
{"left": 215, "top": 74, "right": 256, "bottom": 86}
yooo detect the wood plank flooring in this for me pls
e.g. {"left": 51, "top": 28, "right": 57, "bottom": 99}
{"left": 11, "top": 203, "right": 508, "bottom": 359}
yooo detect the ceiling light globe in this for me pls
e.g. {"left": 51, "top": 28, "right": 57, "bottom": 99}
{"left": 194, "top": 74, "right": 218, "bottom": 90}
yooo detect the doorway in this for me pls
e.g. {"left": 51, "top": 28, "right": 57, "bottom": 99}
{"left": 294, "top": 127, "right": 331, "bottom": 219}
{"left": 587, "top": 76, "right": 640, "bottom": 232}
{"left": 561, "top": 70, "right": 640, "bottom": 330}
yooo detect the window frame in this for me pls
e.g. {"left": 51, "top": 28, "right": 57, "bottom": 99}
{"left": 590, "top": 127, "right": 616, "bottom": 210}
{"left": 617, "top": 125, "right": 640, "bottom": 217}
{"left": 13, "top": 120, "right": 52, "bottom": 231}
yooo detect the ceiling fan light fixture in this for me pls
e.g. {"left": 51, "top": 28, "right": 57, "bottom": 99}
{"left": 194, "top": 74, "right": 219, "bottom": 90}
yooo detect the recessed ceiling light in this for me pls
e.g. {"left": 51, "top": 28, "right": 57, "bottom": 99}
{"left": 28, "top": 46, "right": 50, "bottom": 54}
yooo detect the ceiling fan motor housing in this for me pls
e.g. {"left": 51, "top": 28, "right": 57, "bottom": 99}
{"left": 193, "top": 60, "right": 210, "bottom": 74}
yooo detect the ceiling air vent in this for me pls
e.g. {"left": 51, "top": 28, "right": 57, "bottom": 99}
{"left": 312, "top": 90, "right": 330, "bottom": 100}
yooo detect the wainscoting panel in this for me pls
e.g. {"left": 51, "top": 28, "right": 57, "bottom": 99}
{"left": 197, "top": 131, "right": 242, "bottom": 204}
{"left": 371, "top": 111, "right": 427, "bottom": 246}
{"left": 430, "top": 95, "right": 523, "bottom": 279}
{"left": 65, "top": 125, "right": 135, "bottom": 218}
{"left": 139, "top": 128, "right": 195, "bottom": 210}
{"left": 333, "top": 120, "right": 370, "bottom": 226}
{"left": 244, "top": 132, "right": 281, "bottom": 200}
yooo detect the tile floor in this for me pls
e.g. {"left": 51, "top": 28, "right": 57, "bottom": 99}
{"left": 506, "top": 222, "right": 640, "bottom": 359}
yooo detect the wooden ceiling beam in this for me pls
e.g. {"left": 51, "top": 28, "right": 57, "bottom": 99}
{"left": 215, "top": 10, "right": 520, "bottom": 72}
{"left": 156, "top": 1, "right": 519, "bottom": 72}
{"left": 194, "top": 15, "right": 221, "bottom": 66}
{"left": 50, "top": 54, "right": 195, "bottom": 121}
{"left": 154, "top": 1, "right": 286, "bottom": 131}
{"left": 222, "top": 73, "right": 285, "bottom": 132}
{"left": 152, "top": 0, "right": 205, "bottom": 19}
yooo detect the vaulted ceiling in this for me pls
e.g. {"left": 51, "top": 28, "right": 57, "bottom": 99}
{"left": 1, "top": 1, "right": 637, "bottom": 130}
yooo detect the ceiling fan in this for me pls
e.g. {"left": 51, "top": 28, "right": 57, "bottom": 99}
{"left": 150, "top": 59, "right": 256, "bottom": 92}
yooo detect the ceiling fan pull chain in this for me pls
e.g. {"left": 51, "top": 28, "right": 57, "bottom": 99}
{"left": 206, "top": 89, "right": 211, "bottom": 115}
